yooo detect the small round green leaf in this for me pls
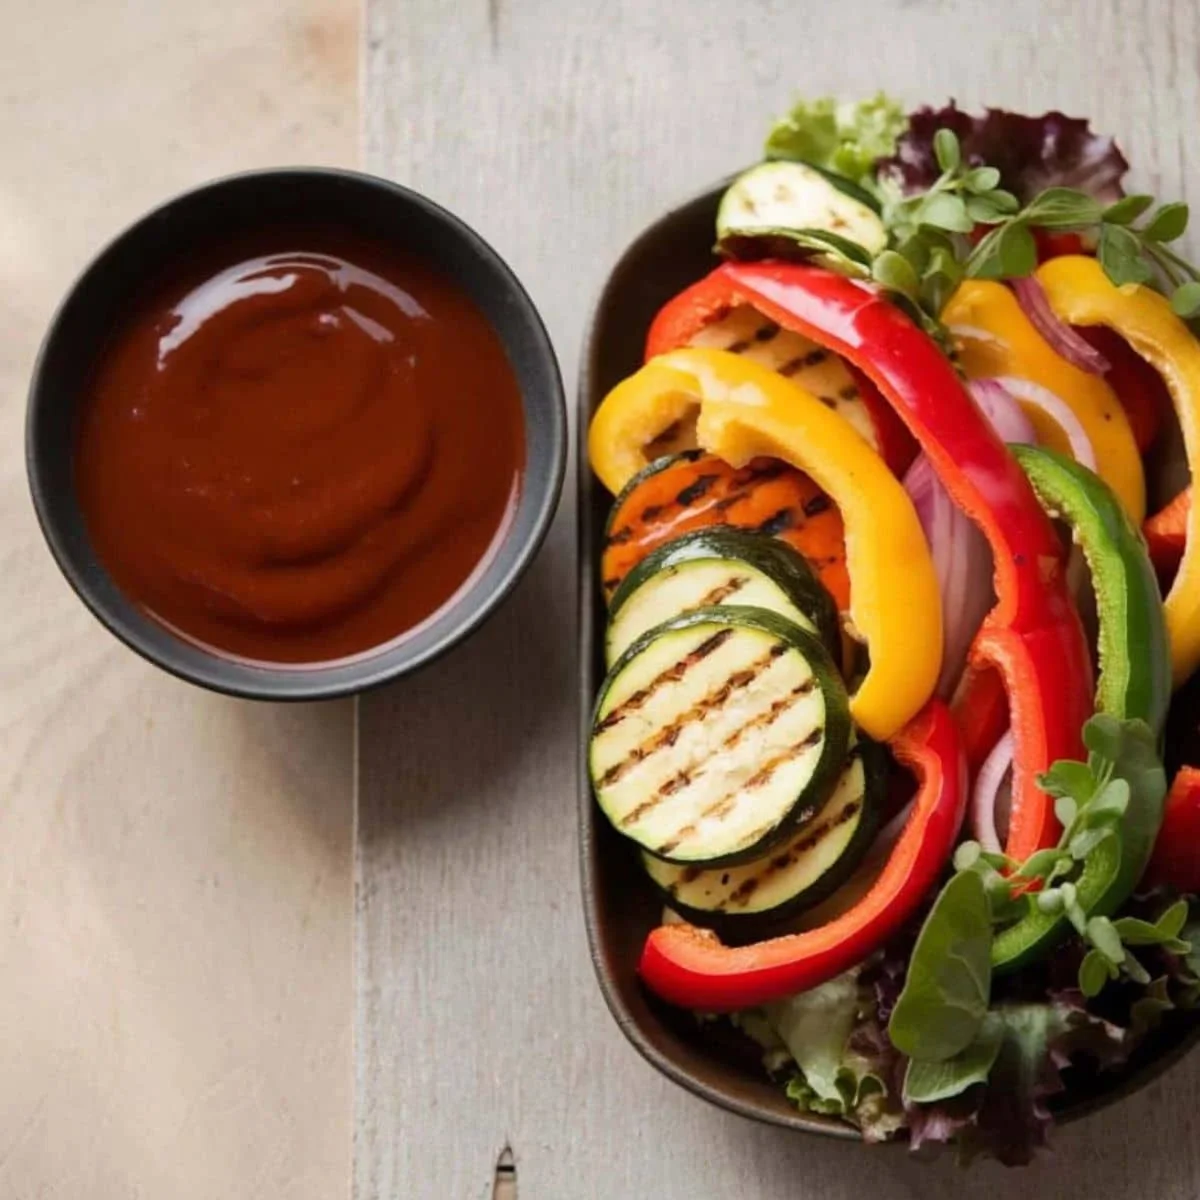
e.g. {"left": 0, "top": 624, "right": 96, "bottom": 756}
{"left": 997, "top": 221, "right": 1038, "bottom": 277}
{"left": 1171, "top": 281, "right": 1200, "bottom": 319}
{"left": 872, "top": 249, "right": 920, "bottom": 297}
{"left": 1103, "top": 194, "right": 1154, "bottom": 226}
{"left": 1098, "top": 223, "right": 1154, "bottom": 286}
{"left": 934, "top": 127, "right": 961, "bottom": 173}
{"left": 989, "top": 189, "right": 1021, "bottom": 214}
{"left": 965, "top": 166, "right": 1001, "bottom": 193}
{"left": 1087, "top": 915, "right": 1126, "bottom": 965}
{"left": 1145, "top": 201, "right": 1189, "bottom": 243}
{"left": 919, "top": 192, "right": 974, "bottom": 234}
{"left": 966, "top": 196, "right": 1004, "bottom": 224}
{"left": 1079, "top": 948, "right": 1112, "bottom": 998}
{"left": 887, "top": 870, "right": 992, "bottom": 1061}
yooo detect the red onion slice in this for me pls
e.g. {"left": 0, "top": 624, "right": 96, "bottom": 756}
{"left": 1012, "top": 276, "right": 1111, "bottom": 375}
{"left": 968, "top": 378, "right": 1038, "bottom": 444}
{"left": 904, "top": 453, "right": 994, "bottom": 700}
{"left": 992, "top": 375, "right": 1098, "bottom": 472}
{"left": 971, "top": 730, "right": 1014, "bottom": 854}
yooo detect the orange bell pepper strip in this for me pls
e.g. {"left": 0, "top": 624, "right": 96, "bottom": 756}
{"left": 1145, "top": 487, "right": 1191, "bottom": 580}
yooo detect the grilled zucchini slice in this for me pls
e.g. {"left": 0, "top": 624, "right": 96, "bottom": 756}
{"left": 589, "top": 607, "right": 851, "bottom": 866}
{"left": 716, "top": 160, "right": 887, "bottom": 258}
{"left": 606, "top": 528, "right": 838, "bottom": 667}
{"left": 643, "top": 740, "right": 883, "bottom": 926}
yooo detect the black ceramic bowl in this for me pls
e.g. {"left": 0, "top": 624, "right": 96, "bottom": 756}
{"left": 27, "top": 168, "right": 566, "bottom": 700}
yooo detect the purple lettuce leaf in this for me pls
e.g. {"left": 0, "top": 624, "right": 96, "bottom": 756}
{"left": 878, "top": 103, "right": 1129, "bottom": 204}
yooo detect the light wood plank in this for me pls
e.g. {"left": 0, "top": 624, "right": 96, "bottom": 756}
{"left": 0, "top": 2, "right": 357, "bottom": 1196}
{"left": 360, "top": 0, "right": 1200, "bottom": 1194}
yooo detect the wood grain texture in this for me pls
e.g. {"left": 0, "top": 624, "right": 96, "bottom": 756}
{"left": 360, "top": 0, "right": 1200, "bottom": 1194}
{"left": 1, "top": 2, "right": 357, "bottom": 1196}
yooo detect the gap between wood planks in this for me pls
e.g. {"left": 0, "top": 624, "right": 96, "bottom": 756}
{"left": 493, "top": 1145, "right": 516, "bottom": 1199}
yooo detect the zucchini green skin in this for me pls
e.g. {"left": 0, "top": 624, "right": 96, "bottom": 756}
{"left": 607, "top": 528, "right": 840, "bottom": 665}
{"left": 589, "top": 606, "right": 852, "bottom": 868}
{"left": 770, "top": 159, "right": 884, "bottom": 214}
{"left": 643, "top": 739, "right": 885, "bottom": 932}
{"left": 993, "top": 446, "right": 1171, "bottom": 974}
{"left": 716, "top": 161, "right": 886, "bottom": 263}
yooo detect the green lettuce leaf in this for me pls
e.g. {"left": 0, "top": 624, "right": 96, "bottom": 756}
{"left": 764, "top": 94, "right": 906, "bottom": 190}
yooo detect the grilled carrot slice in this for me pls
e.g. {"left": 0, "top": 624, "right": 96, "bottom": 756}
{"left": 601, "top": 451, "right": 849, "bottom": 611}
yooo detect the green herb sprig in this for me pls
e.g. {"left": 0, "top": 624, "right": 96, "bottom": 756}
{"left": 871, "top": 127, "right": 1200, "bottom": 333}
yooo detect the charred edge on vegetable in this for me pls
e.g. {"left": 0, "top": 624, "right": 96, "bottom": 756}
{"left": 691, "top": 576, "right": 750, "bottom": 609}
{"left": 655, "top": 728, "right": 825, "bottom": 856}
{"left": 675, "top": 473, "right": 721, "bottom": 506}
{"left": 594, "top": 629, "right": 733, "bottom": 733}
{"left": 733, "top": 461, "right": 790, "bottom": 486}
{"left": 778, "top": 348, "right": 829, "bottom": 377}
{"left": 718, "top": 800, "right": 863, "bottom": 911}
{"left": 601, "top": 646, "right": 779, "bottom": 790}
{"left": 754, "top": 508, "right": 797, "bottom": 536}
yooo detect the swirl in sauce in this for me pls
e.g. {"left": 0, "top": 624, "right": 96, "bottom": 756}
{"left": 76, "top": 231, "right": 525, "bottom": 664}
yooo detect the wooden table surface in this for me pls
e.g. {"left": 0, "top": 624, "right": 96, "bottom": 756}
{"left": 358, "top": 0, "right": 1200, "bottom": 1195}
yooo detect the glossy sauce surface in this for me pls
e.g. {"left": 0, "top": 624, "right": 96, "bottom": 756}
{"left": 76, "top": 231, "right": 525, "bottom": 663}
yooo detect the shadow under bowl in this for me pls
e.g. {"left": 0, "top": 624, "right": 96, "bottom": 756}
{"left": 27, "top": 167, "right": 566, "bottom": 700}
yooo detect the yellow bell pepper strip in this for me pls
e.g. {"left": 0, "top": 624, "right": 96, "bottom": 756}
{"left": 943, "top": 280, "right": 1146, "bottom": 521}
{"left": 586, "top": 360, "right": 708, "bottom": 495}
{"left": 587, "top": 346, "right": 942, "bottom": 740}
{"left": 1037, "top": 255, "right": 1200, "bottom": 687}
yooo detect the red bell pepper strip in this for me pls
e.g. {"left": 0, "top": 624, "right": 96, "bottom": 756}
{"left": 1145, "top": 767, "right": 1200, "bottom": 894}
{"left": 638, "top": 700, "right": 967, "bottom": 1011}
{"left": 648, "top": 262, "right": 1093, "bottom": 861}
{"left": 1034, "top": 231, "right": 1090, "bottom": 262}
{"left": 1079, "top": 325, "right": 1167, "bottom": 453}
{"left": 1145, "top": 486, "right": 1190, "bottom": 580}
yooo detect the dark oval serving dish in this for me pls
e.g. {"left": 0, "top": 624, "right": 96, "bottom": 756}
{"left": 577, "top": 181, "right": 1200, "bottom": 1138}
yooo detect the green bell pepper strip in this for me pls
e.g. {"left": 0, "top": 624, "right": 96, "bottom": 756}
{"left": 992, "top": 446, "right": 1170, "bottom": 973}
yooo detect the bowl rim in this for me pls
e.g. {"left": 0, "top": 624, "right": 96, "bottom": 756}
{"left": 26, "top": 166, "right": 567, "bottom": 701}
{"left": 576, "top": 175, "right": 1200, "bottom": 1141}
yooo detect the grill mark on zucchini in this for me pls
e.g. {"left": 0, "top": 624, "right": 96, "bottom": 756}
{"left": 778, "top": 348, "right": 829, "bottom": 377}
{"left": 717, "top": 799, "right": 863, "bottom": 911}
{"left": 753, "top": 322, "right": 781, "bottom": 343}
{"left": 803, "top": 493, "right": 832, "bottom": 518}
{"left": 614, "top": 646, "right": 802, "bottom": 826}
{"left": 716, "top": 681, "right": 814, "bottom": 755}
{"left": 601, "top": 645, "right": 778, "bottom": 791}
{"left": 724, "top": 338, "right": 752, "bottom": 354}
{"left": 595, "top": 628, "right": 733, "bottom": 732}
{"left": 654, "top": 726, "right": 824, "bottom": 856}
{"left": 605, "top": 525, "right": 635, "bottom": 547}
{"left": 837, "top": 383, "right": 859, "bottom": 402}
{"left": 690, "top": 575, "right": 750, "bottom": 609}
